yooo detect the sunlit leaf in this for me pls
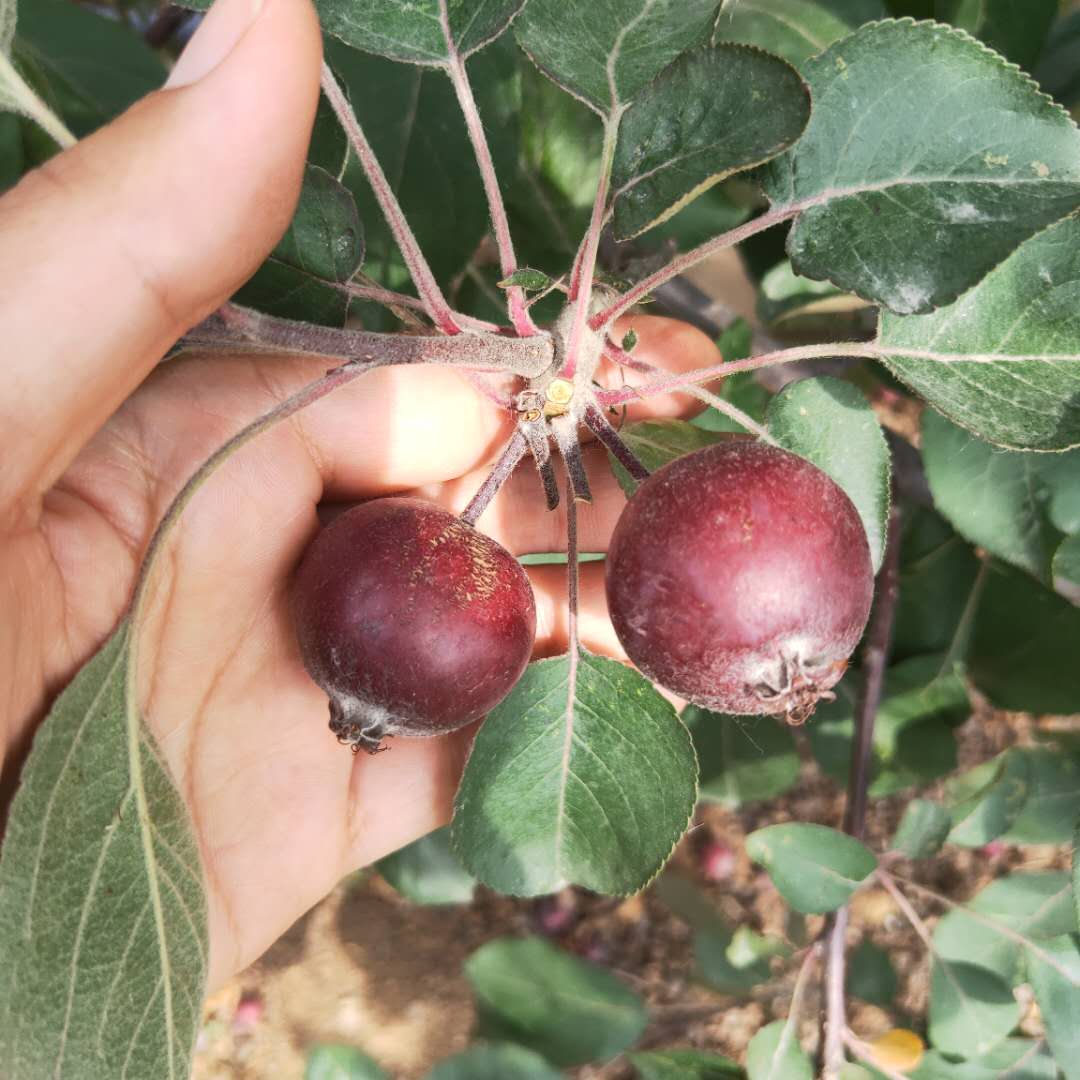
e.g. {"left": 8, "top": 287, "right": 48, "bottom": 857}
{"left": 746, "top": 1019, "right": 813, "bottom": 1080}
{"left": 928, "top": 960, "right": 1019, "bottom": 1059}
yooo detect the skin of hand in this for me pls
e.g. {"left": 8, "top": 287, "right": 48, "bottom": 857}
{"left": 0, "top": 0, "right": 722, "bottom": 991}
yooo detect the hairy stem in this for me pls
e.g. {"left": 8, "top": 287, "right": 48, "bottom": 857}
{"left": 590, "top": 205, "right": 798, "bottom": 329}
{"left": 583, "top": 403, "right": 649, "bottom": 482}
{"left": 521, "top": 416, "right": 560, "bottom": 511}
{"left": 340, "top": 280, "right": 430, "bottom": 327}
{"left": 566, "top": 473, "right": 581, "bottom": 656}
{"left": 441, "top": 16, "right": 536, "bottom": 338}
{"left": 563, "top": 111, "right": 623, "bottom": 379}
{"left": 551, "top": 415, "right": 592, "bottom": 503}
{"left": 321, "top": 63, "right": 462, "bottom": 335}
{"left": 179, "top": 303, "right": 554, "bottom": 377}
{"left": 460, "top": 429, "right": 528, "bottom": 526}
{"left": 822, "top": 506, "right": 903, "bottom": 1080}
{"left": 0, "top": 53, "right": 76, "bottom": 149}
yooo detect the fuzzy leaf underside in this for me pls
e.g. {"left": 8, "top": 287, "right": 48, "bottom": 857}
{"left": 0, "top": 625, "right": 208, "bottom": 1080}
{"left": 761, "top": 19, "right": 1080, "bottom": 316}
{"left": 451, "top": 651, "right": 698, "bottom": 896}
{"left": 610, "top": 43, "right": 810, "bottom": 239}
{"left": 880, "top": 213, "right": 1080, "bottom": 451}
{"left": 514, "top": 0, "right": 720, "bottom": 115}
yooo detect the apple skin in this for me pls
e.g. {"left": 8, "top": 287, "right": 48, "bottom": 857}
{"left": 605, "top": 442, "right": 874, "bottom": 723}
{"left": 291, "top": 498, "right": 536, "bottom": 751}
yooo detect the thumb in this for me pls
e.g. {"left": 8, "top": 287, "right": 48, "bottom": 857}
{"left": 0, "top": 0, "right": 322, "bottom": 513}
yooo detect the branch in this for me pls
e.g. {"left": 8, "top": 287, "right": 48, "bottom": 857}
{"left": 177, "top": 304, "right": 554, "bottom": 378}
{"left": 583, "top": 403, "right": 649, "bottom": 482}
{"left": 563, "top": 110, "right": 623, "bottom": 378}
{"left": 822, "top": 505, "right": 903, "bottom": 1080}
{"left": 589, "top": 205, "right": 799, "bottom": 330}
{"left": 440, "top": 6, "right": 537, "bottom": 338}
{"left": 460, "top": 430, "right": 529, "bottom": 526}
{"left": 320, "top": 63, "right": 463, "bottom": 335}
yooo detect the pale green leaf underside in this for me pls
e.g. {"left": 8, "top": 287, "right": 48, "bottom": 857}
{"left": 451, "top": 650, "right": 698, "bottom": 896}
{"left": 745, "top": 1019, "right": 813, "bottom": 1080}
{"left": 745, "top": 822, "right": 877, "bottom": 913}
{"left": 0, "top": 625, "right": 207, "bottom": 1080}
{"left": 607, "top": 418, "right": 723, "bottom": 497}
{"left": 928, "top": 960, "right": 1020, "bottom": 1059}
{"left": 1028, "top": 935, "right": 1080, "bottom": 1079}
{"left": 880, "top": 213, "right": 1080, "bottom": 451}
{"left": 514, "top": 0, "right": 720, "bottom": 115}
{"left": 610, "top": 44, "right": 809, "bottom": 239}
{"left": 891, "top": 798, "right": 952, "bottom": 860}
{"left": 762, "top": 19, "right": 1080, "bottom": 316}
{"left": 767, "top": 376, "right": 890, "bottom": 571}
{"left": 317, "top": 0, "right": 526, "bottom": 62}
{"left": 712, "top": 0, "right": 884, "bottom": 66}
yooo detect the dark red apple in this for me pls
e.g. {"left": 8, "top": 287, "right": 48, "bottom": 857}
{"left": 291, "top": 498, "right": 536, "bottom": 751}
{"left": 605, "top": 442, "right": 874, "bottom": 723}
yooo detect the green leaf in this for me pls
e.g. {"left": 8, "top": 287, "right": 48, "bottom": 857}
{"left": 891, "top": 799, "right": 953, "bottom": 859}
{"left": 878, "top": 212, "right": 1080, "bottom": 451}
{"left": 0, "top": 0, "right": 14, "bottom": 55}
{"left": 629, "top": 1049, "right": 743, "bottom": 1079}
{"left": 451, "top": 652, "right": 698, "bottom": 896}
{"left": 1055, "top": 534, "right": 1080, "bottom": 587}
{"left": 921, "top": 410, "right": 1080, "bottom": 585}
{"left": 606, "top": 419, "right": 725, "bottom": 498}
{"left": 911, "top": 1039, "right": 1057, "bottom": 1079}
{"left": 757, "top": 259, "right": 857, "bottom": 327}
{"left": 1000, "top": 747, "right": 1080, "bottom": 845}
{"left": 928, "top": 960, "right": 1019, "bottom": 1059}
{"left": 610, "top": 44, "right": 809, "bottom": 239}
{"left": 317, "top": 0, "right": 525, "bottom": 63}
{"left": 946, "top": 749, "right": 1030, "bottom": 848}
{"left": 847, "top": 939, "right": 898, "bottom": 1006}
{"left": 1035, "top": 11, "right": 1080, "bottom": 110}
{"left": 767, "top": 376, "right": 891, "bottom": 571}
{"left": 465, "top": 937, "right": 647, "bottom": 1067}
{"left": 714, "top": 0, "right": 886, "bottom": 66}
{"left": 306, "top": 1044, "right": 390, "bottom": 1080}
{"left": 686, "top": 710, "right": 800, "bottom": 807}
{"left": 375, "top": 826, "right": 476, "bottom": 905}
{"left": 933, "top": 871, "right": 1076, "bottom": 986}
{"left": 967, "top": 562, "right": 1080, "bottom": 713}
{"left": 746, "top": 1019, "right": 813, "bottom": 1080}
{"left": 0, "top": 626, "right": 207, "bottom": 1080}
{"left": 761, "top": 19, "right": 1080, "bottom": 316}
{"left": 809, "top": 655, "right": 968, "bottom": 796}
{"left": 499, "top": 267, "right": 552, "bottom": 290}
{"left": 745, "top": 823, "right": 877, "bottom": 913}
{"left": 1025, "top": 935, "right": 1080, "bottom": 1080}
{"left": 11, "top": 0, "right": 164, "bottom": 136}
{"left": 949, "top": 0, "right": 1057, "bottom": 70}
{"left": 424, "top": 1043, "right": 564, "bottom": 1080}
{"left": 695, "top": 924, "right": 776, "bottom": 993}
{"left": 514, "top": 0, "right": 720, "bottom": 116}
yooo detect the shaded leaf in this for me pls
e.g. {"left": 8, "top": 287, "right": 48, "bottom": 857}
{"left": 275, "top": 164, "right": 365, "bottom": 283}
{"left": 611, "top": 44, "right": 809, "bottom": 239}
{"left": 762, "top": 19, "right": 1080, "bottom": 317}
{"left": 891, "top": 799, "right": 952, "bottom": 859}
{"left": 607, "top": 419, "right": 725, "bottom": 497}
{"left": 767, "top": 376, "right": 891, "bottom": 570}
{"left": 1001, "top": 747, "right": 1080, "bottom": 845}
{"left": 686, "top": 710, "right": 800, "bottom": 807}
{"left": 425, "top": 1043, "right": 564, "bottom": 1080}
{"left": 928, "top": 960, "right": 1019, "bottom": 1059}
{"left": 911, "top": 1038, "right": 1057, "bottom": 1079}
{"left": 465, "top": 937, "right": 647, "bottom": 1067}
{"left": 848, "top": 939, "right": 898, "bottom": 1005}
{"left": 1035, "top": 11, "right": 1080, "bottom": 109}
{"left": 1025, "top": 935, "right": 1080, "bottom": 1080}
{"left": 946, "top": 749, "right": 1030, "bottom": 848}
{"left": 376, "top": 826, "right": 476, "bottom": 905}
{"left": 452, "top": 652, "right": 698, "bottom": 896}
{"left": 306, "top": 1045, "right": 390, "bottom": 1080}
{"left": 318, "top": 0, "right": 526, "bottom": 63}
{"left": 714, "top": 0, "right": 886, "bottom": 66}
{"left": 0, "top": 627, "right": 207, "bottom": 1080}
{"left": 1055, "top": 533, "right": 1080, "bottom": 587}
{"left": 920, "top": 410, "right": 1080, "bottom": 585}
{"left": 879, "top": 213, "right": 1080, "bottom": 451}
{"left": 949, "top": 0, "right": 1057, "bottom": 70}
{"left": 745, "top": 823, "right": 876, "bottom": 913}
{"left": 757, "top": 259, "right": 859, "bottom": 327}
{"left": 746, "top": 1019, "right": 813, "bottom": 1080}
{"left": 514, "top": 0, "right": 720, "bottom": 116}
{"left": 629, "top": 1049, "right": 743, "bottom": 1079}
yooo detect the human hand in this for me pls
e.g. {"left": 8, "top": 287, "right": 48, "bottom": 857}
{"left": 0, "top": 0, "right": 722, "bottom": 991}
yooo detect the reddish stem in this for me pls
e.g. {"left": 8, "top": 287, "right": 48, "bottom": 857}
{"left": 321, "top": 63, "right": 463, "bottom": 336}
{"left": 583, "top": 403, "right": 649, "bottom": 482}
{"left": 460, "top": 430, "right": 529, "bottom": 526}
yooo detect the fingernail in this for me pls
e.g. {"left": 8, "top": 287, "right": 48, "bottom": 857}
{"left": 165, "top": 0, "right": 266, "bottom": 89}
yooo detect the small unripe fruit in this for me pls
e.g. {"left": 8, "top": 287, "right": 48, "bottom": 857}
{"left": 606, "top": 442, "right": 873, "bottom": 723}
{"left": 291, "top": 498, "right": 535, "bottom": 752}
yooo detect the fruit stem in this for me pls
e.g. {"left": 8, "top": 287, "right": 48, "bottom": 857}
{"left": 521, "top": 414, "right": 561, "bottom": 511}
{"left": 440, "top": 4, "right": 538, "bottom": 339}
{"left": 320, "top": 62, "right": 464, "bottom": 336}
{"left": 821, "top": 504, "right": 903, "bottom": 1080}
{"left": 550, "top": 414, "right": 592, "bottom": 503}
{"left": 565, "top": 472, "right": 581, "bottom": 655}
{"left": 178, "top": 303, "right": 554, "bottom": 378}
{"left": 582, "top": 403, "right": 649, "bottom": 482}
{"left": 588, "top": 205, "right": 799, "bottom": 331}
{"left": 460, "top": 429, "right": 529, "bottom": 526}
